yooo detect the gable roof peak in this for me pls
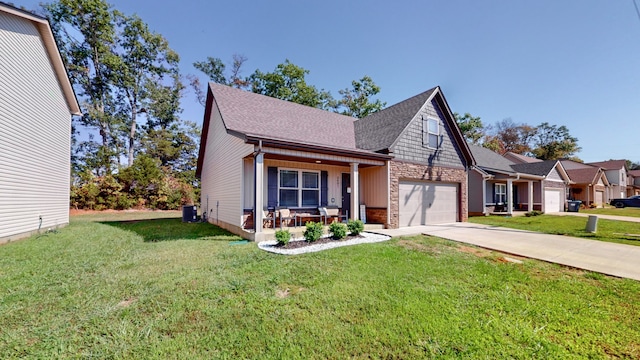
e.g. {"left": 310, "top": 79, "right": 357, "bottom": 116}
{"left": 354, "top": 87, "right": 439, "bottom": 152}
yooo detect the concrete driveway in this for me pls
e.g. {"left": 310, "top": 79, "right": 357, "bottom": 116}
{"left": 374, "top": 222, "right": 640, "bottom": 281}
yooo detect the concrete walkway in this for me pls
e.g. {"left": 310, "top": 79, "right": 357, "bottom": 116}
{"left": 374, "top": 223, "right": 640, "bottom": 281}
{"left": 551, "top": 212, "right": 640, "bottom": 223}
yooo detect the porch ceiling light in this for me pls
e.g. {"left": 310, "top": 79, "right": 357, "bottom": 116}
{"left": 315, "top": 160, "right": 321, "bottom": 163}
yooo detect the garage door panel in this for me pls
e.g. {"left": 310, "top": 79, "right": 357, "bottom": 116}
{"left": 544, "top": 188, "right": 562, "bottom": 213}
{"left": 399, "top": 181, "right": 458, "bottom": 226}
{"left": 595, "top": 191, "right": 604, "bottom": 208}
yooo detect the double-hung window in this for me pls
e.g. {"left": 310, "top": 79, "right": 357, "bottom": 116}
{"left": 495, "top": 183, "right": 506, "bottom": 204}
{"left": 279, "top": 169, "right": 319, "bottom": 207}
{"left": 423, "top": 117, "right": 440, "bottom": 149}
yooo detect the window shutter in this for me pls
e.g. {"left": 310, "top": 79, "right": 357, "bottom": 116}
{"left": 267, "top": 167, "right": 278, "bottom": 208}
{"left": 422, "top": 118, "right": 428, "bottom": 146}
{"left": 321, "top": 171, "right": 328, "bottom": 206}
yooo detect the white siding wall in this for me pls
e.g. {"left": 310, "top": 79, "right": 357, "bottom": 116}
{"left": 199, "top": 102, "right": 253, "bottom": 227}
{"left": 0, "top": 12, "right": 71, "bottom": 240}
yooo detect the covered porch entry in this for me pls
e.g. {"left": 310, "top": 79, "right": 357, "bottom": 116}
{"left": 482, "top": 174, "right": 544, "bottom": 215}
{"left": 242, "top": 141, "right": 390, "bottom": 241}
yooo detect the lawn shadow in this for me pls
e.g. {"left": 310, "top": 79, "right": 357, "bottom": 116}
{"left": 100, "top": 218, "right": 243, "bottom": 242}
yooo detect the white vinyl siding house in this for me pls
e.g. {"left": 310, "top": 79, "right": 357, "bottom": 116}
{"left": 198, "top": 99, "right": 253, "bottom": 234}
{"left": 0, "top": 5, "right": 80, "bottom": 243}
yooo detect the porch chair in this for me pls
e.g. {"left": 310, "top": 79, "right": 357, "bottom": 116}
{"left": 262, "top": 209, "right": 275, "bottom": 229}
{"left": 277, "top": 207, "right": 297, "bottom": 229}
{"left": 319, "top": 206, "right": 348, "bottom": 224}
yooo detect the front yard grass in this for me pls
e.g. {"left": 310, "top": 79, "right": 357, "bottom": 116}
{"left": 1, "top": 212, "right": 639, "bottom": 358}
{"left": 581, "top": 206, "right": 640, "bottom": 218}
{"left": 470, "top": 214, "right": 640, "bottom": 246}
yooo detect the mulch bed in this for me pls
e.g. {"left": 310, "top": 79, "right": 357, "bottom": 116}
{"left": 278, "top": 235, "right": 365, "bottom": 249}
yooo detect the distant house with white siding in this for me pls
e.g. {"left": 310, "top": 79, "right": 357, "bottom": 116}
{"left": 0, "top": 3, "right": 81, "bottom": 243}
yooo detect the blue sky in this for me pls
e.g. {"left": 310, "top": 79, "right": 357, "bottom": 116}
{"left": 20, "top": 0, "right": 640, "bottom": 163}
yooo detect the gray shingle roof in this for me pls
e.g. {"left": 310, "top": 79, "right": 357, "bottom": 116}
{"left": 354, "top": 87, "right": 437, "bottom": 151}
{"left": 566, "top": 167, "right": 601, "bottom": 185}
{"left": 468, "top": 145, "right": 516, "bottom": 174}
{"left": 210, "top": 82, "right": 359, "bottom": 151}
{"left": 586, "top": 160, "right": 627, "bottom": 171}
{"left": 510, "top": 160, "right": 559, "bottom": 177}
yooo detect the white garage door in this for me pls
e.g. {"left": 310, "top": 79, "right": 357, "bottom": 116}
{"left": 595, "top": 191, "right": 604, "bottom": 208}
{"left": 399, "top": 181, "right": 458, "bottom": 226}
{"left": 544, "top": 188, "right": 562, "bottom": 213}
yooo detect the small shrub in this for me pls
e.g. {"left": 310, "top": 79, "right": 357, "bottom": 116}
{"left": 303, "top": 221, "right": 323, "bottom": 242}
{"left": 525, "top": 210, "right": 544, "bottom": 217}
{"left": 347, "top": 219, "right": 364, "bottom": 235}
{"left": 275, "top": 229, "right": 291, "bottom": 246}
{"left": 329, "top": 222, "right": 347, "bottom": 240}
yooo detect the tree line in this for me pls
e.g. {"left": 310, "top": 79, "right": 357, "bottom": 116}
{"left": 38, "top": 0, "right": 386, "bottom": 210}
{"left": 32, "top": 0, "right": 618, "bottom": 210}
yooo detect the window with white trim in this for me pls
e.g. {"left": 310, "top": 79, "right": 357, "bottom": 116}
{"left": 423, "top": 117, "right": 440, "bottom": 148}
{"left": 279, "top": 169, "right": 319, "bottom": 207}
{"left": 495, "top": 183, "right": 506, "bottom": 204}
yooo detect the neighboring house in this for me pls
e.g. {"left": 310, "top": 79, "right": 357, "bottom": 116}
{"left": 587, "top": 160, "right": 628, "bottom": 200}
{"left": 196, "top": 83, "right": 473, "bottom": 241}
{"left": 468, "top": 145, "right": 571, "bottom": 215}
{"left": 628, "top": 170, "right": 640, "bottom": 197}
{"left": 561, "top": 160, "right": 609, "bottom": 207}
{"left": 0, "top": 3, "right": 80, "bottom": 243}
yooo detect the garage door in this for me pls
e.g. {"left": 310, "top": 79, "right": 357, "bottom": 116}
{"left": 544, "top": 188, "right": 562, "bottom": 213}
{"left": 595, "top": 191, "right": 604, "bottom": 208}
{"left": 399, "top": 181, "right": 458, "bottom": 226}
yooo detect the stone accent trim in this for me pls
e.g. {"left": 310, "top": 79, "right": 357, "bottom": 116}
{"left": 389, "top": 161, "right": 468, "bottom": 228}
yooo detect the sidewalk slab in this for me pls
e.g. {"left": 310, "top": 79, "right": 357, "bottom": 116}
{"left": 374, "top": 223, "right": 640, "bottom": 281}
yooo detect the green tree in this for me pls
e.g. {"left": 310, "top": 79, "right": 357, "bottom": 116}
{"left": 140, "top": 75, "right": 199, "bottom": 185}
{"left": 335, "top": 76, "right": 385, "bottom": 118}
{"left": 494, "top": 118, "right": 536, "bottom": 155}
{"left": 45, "top": 0, "right": 121, "bottom": 174}
{"left": 625, "top": 160, "right": 640, "bottom": 170}
{"left": 530, "top": 122, "right": 581, "bottom": 160}
{"left": 454, "top": 112, "right": 485, "bottom": 145}
{"left": 249, "top": 59, "right": 334, "bottom": 109}
{"left": 191, "top": 54, "right": 248, "bottom": 105}
{"left": 115, "top": 14, "right": 180, "bottom": 167}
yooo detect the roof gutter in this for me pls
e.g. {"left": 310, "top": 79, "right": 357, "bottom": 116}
{"left": 244, "top": 135, "right": 393, "bottom": 161}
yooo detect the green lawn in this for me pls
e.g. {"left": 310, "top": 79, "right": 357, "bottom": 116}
{"left": 470, "top": 214, "right": 640, "bottom": 246}
{"left": 1, "top": 212, "right": 639, "bottom": 358}
{"left": 581, "top": 206, "right": 640, "bottom": 218}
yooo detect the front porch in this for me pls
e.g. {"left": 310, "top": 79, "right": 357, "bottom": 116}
{"left": 482, "top": 177, "right": 541, "bottom": 215}
{"left": 244, "top": 142, "right": 391, "bottom": 241}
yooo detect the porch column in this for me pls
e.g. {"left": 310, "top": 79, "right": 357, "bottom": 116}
{"left": 507, "top": 179, "right": 513, "bottom": 215}
{"left": 254, "top": 153, "right": 264, "bottom": 233}
{"left": 482, "top": 178, "right": 487, "bottom": 215}
{"left": 528, "top": 181, "right": 533, "bottom": 212}
{"left": 350, "top": 162, "right": 359, "bottom": 220}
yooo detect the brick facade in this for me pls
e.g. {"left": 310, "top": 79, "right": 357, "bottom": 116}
{"left": 388, "top": 161, "right": 468, "bottom": 228}
{"left": 365, "top": 207, "right": 387, "bottom": 225}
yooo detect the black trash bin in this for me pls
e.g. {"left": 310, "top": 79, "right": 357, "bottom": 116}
{"left": 567, "top": 200, "right": 581, "bottom": 212}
